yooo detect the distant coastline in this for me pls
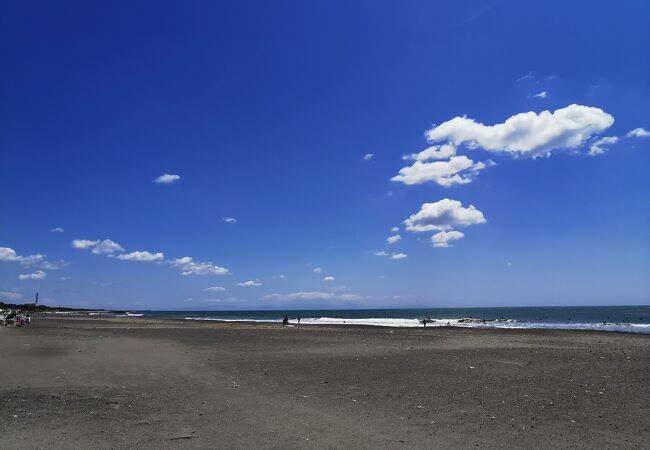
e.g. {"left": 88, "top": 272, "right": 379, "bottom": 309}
{"left": 0, "top": 301, "right": 122, "bottom": 315}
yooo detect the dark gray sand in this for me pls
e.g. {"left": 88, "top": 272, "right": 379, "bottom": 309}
{"left": 1, "top": 316, "right": 648, "bottom": 449}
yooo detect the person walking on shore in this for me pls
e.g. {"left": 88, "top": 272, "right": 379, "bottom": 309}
{"left": 282, "top": 315, "right": 289, "bottom": 326}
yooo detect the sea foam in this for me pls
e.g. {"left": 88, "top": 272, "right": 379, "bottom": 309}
{"left": 182, "top": 316, "right": 650, "bottom": 334}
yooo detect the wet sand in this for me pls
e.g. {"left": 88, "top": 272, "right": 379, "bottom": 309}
{"left": 1, "top": 316, "right": 648, "bottom": 449}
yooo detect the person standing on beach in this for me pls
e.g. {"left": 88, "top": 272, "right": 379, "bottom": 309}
{"left": 297, "top": 316, "right": 300, "bottom": 324}
{"left": 282, "top": 315, "right": 289, "bottom": 326}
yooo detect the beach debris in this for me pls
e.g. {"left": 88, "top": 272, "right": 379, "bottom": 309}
{"left": 469, "top": 366, "right": 475, "bottom": 369}
{"left": 105, "top": 401, "right": 120, "bottom": 410}
{"left": 232, "top": 384, "right": 239, "bottom": 388}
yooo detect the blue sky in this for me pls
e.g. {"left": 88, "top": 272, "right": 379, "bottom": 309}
{"left": 1, "top": 0, "right": 649, "bottom": 310}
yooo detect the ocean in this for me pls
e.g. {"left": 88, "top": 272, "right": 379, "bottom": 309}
{"left": 126, "top": 305, "right": 650, "bottom": 334}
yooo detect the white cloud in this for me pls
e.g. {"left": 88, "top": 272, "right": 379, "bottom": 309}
{"left": 59, "top": 277, "right": 71, "bottom": 281}
{"left": 391, "top": 253, "right": 408, "bottom": 260}
{"left": 0, "top": 247, "right": 45, "bottom": 265}
{"left": 91, "top": 239, "right": 124, "bottom": 255}
{"left": 431, "top": 230, "right": 465, "bottom": 248}
{"left": 223, "top": 217, "right": 237, "bottom": 224}
{"left": 391, "top": 226, "right": 399, "bottom": 232}
{"left": 201, "top": 296, "right": 239, "bottom": 304}
{"left": 533, "top": 91, "right": 547, "bottom": 98}
{"left": 171, "top": 257, "right": 229, "bottom": 276}
{"left": 238, "top": 280, "right": 262, "bottom": 287}
{"left": 425, "top": 104, "right": 614, "bottom": 158}
{"left": 391, "top": 155, "right": 491, "bottom": 186}
{"left": 0, "top": 291, "right": 24, "bottom": 301}
{"left": 260, "top": 292, "right": 362, "bottom": 302}
{"left": 115, "top": 251, "right": 164, "bottom": 262}
{"left": 72, "top": 239, "right": 99, "bottom": 249}
{"left": 18, "top": 270, "right": 46, "bottom": 280}
{"left": 51, "top": 227, "right": 64, "bottom": 233}
{"left": 330, "top": 286, "right": 350, "bottom": 292}
{"left": 363, "top": 153, "right": 374, "bottom": 161}
{"left": 588, "top": 136, "right": 619, "bottom": 156}
{"left": 516, "top": 71, "right": 535, "bottom": 82}
{"left": 404, "top": 199, "right": 487, "bottom": 232}
{"left": 173, "top": 256, "right": 192, "bottom": 265}
{"left": 40, "top": 260, "right": 69, "bottom": 270}
{"left": 154, "top": 174, "right": 180, "bottom": 184}
{"left": 387, "top": 234, "right": 401, "bottom": 244}
{"left": 323, "top": 276, "right": 335, "bottom": 281}
{"left": 626, "top": 127, "right": 650, "bottom": 138}
{"left": 374, "top": 251, "right": 389, "bottom": 257}
{"left": 313, "top": 267, "right": 322, "bottom": 273}
{"left": 204, "top": 286, "right": 226, "bottom": 292}
{"left": 278, "top": 274, "right": 287, "bottom": 279}
{"left": 402, "top": 144, "right": 456, "bottom": 161}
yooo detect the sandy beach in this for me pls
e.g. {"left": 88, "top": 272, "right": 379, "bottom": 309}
{"left": 1, "top": 316, "right": 648, "bottom": 449}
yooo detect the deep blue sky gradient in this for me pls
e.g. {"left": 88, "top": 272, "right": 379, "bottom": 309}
{"left": 1, "top": 0, "right": 649, "bottom": 309}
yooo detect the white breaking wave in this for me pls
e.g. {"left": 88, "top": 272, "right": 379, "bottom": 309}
{"left": 184, "top": 317, "right": 282, "bottom": 323}
{"left": 181, "top": 316, "right": 650, "bottom": 334}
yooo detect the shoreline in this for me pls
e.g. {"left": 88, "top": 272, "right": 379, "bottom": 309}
{"left": 6, "top": 303, "right": 649, "bottom": 334}
{"left": 36, "top": 311, "right": 650, "bottom": 335}
{"left": 23, "top": 313, "right": 649, "bottom": 333}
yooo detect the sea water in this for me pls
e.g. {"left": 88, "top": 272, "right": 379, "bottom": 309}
{"left": 133, "top": 306, "right": 650, "bottom": 334}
